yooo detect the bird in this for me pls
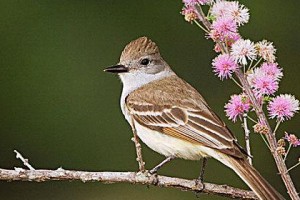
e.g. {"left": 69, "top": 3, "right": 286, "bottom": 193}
{"left": 104, "top": 36, "right": 285, "bottom": 200}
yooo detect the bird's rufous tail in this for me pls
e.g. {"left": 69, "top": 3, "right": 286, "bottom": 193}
{"left": 225, "top": 156, "right": 285, "bottom": 200}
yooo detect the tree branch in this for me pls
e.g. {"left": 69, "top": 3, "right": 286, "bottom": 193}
{"left": 131, "top": 117, "right": 146, "bottom": 172}
{"left": 243, "top": 114, "right": 253, "bottom": 165}
{"left": 0, "top": 168, "right": 257, "bottom": 199}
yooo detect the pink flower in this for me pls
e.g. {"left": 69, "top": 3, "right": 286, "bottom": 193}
{"left": 285, "top": 132, "right": 300, "bottom": 147}
{"left": 227, "top": 2, "right": 249, "bottom": 26}
{"left": 181, "top": 6, "right": 199, "bottom": 22}
{"left": 251, "top": 73, "right": 279, "bottom": 97}
{"left": 260, "top": 62, "right": 283, "bottom": 80}
{"left": 209, "top": 17, "right": 238, "bottom": 42}
{"left": 212, "top": 54, "right": 238, "bottom": 80}
{"left": 247, "top": 62, "right": 282, "bottom": 97}
{"left": 267, "top": 94, "right": 300, "bottom": 121}
{"left": 211, "top": 0, "right": 229, "bottom": 18}
{"left": 211, "top": 0, "right": 249, "bottom": 26}
{"left": 231, "top": 39, "right": 257, "bottom": 65}
{"left": 256, "top": 40, "right": 276, "bottom": 63}
{"left": 225, "top": 94, "right": 251, "bottom": 122}
{"left": 183, "top": 0, "right": 211, "bottom": 6}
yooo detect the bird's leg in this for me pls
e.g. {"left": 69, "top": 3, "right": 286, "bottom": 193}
{"left": 149, "top": 156, "right": 175, "bottom": 174}
{"left": 198, "top": 157, "right": 207, "bottom": 183}
{"left": 130, "top": 118, "right": 146, "bottom": 172}
{"left": 195, "top": 157, "right": 207, "bottom": 194}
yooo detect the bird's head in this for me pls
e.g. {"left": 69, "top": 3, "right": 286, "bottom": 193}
{"left": 104, "top": 37, "right": 173, "bottom": 82}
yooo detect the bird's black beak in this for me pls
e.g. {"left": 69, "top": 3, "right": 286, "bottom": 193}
{"left": 103, "top": 64, "right": 128, "bottom": 73}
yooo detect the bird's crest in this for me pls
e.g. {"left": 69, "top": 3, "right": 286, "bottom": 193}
{"left": 120, "top": 37, "right": 160, "bottom": 62}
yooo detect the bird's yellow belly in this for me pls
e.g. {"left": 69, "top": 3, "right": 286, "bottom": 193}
{"left": 135, "top": 122, "right": 210, "bottom": 160}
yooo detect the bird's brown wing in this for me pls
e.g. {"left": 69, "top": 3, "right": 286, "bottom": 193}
{"left": 126, "top": 75, "right": 245, "bottom": 159}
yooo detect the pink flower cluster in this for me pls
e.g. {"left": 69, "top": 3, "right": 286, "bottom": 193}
{"left": 212, "top": 54, "right": 238, "bottom": 80}
{"left": 209, "top": 1, "right": 249, "bottom": 49}
{"left": 267, "top": 94, "right": 299, "bottom": 122}
{"left": 248, "top": 63, "right": 282, "bottom": 97}
{"left": 225, "top": 94, "right": 251, "bottom": 122}
{"left": 210, "top": 17, "right": 238, "bottom": 43}
{"left": 256, "top": 40, "right": 276, "bottom": 63}
{"left": 181, "top": 0, "right": 300, "bottom": 124}
{"left": 181, "top": 0, "right": 211, "bottom": 22}
{"left": 181, "top": 6, "right": 198, "bottom": 22}
{"left": 211, "top": 0, "right": 249, "bottom": 25}
{"left": 231, "top": 39, "right": 256, "bottom": 65}
{"left": 285, "top": 132, "right": 300, "bottom": 147}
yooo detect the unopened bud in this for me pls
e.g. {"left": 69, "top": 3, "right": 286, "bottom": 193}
{"left": 181, "top": 7, "right": 198, "bottom": 23}
{"left": 277, "top": 139, "right": 286, "bottom": 147}
{"left": 253, "top": 123, "right": 269, "bottom": 134}
{"left": 276, "top": 146, "right": 286, "bottom": 155}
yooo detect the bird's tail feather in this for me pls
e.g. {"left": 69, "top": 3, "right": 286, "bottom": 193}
{"left": 225, "top": 156, "right": 285, "bottom": 200}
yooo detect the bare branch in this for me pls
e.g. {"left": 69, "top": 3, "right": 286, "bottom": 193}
{"left": 14, "top": 150, "right": 35, "bottom": 170}
{"left": 243, "top": 114, "right": 253, "bottom": 165}
{"left": 0, "top": 168, "right": 257, "bottom": 199}
{"left": 130, "top": 118, "right": 146, "bottom": 172}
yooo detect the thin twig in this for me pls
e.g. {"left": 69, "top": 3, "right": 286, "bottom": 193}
{"left": 130, "top": 118, "right": 145, "bottom": 172}
{"left": 0, "top": 168, "right": 258, "bottom": 199}
{"left": 248, "top": 58, "right": 262, "bottom": 72}
{"left": 259, "top": 133, "right": 271, "bottom": 150}
{"left": 283, "top": 144, "right": 292, "bottom": 162}
{"left": 195, "top": 5, "right": 211, "bottom": 29}
{"left": 243, "top": 114, "right": 253, "bottom": 165}
{"left": 273, "top": 121, "right": 281, "bottom": 135}
{"left": 231, "top": 77, "right": 243, "bottom": 89}
{"left": 14, "top": 150, "right": 35, "bottom": 170}
{"left": 287, "top": 162, "right": 300, "bottom": 172}
{"left": 149, "top": 157, "right": 174, "bottom": 174}
{"left": 194, "top": 20, "right": 209, "bottom": 33}
{"left": 247, "top": 116, "right": 258, "bottom": 124}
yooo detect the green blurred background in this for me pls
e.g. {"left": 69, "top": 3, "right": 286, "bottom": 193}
{"left": 0, "top": 0, "right": 299, "bottom": 199}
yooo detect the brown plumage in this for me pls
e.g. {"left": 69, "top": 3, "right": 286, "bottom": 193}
{"left": 105, "top": 37, "right": 285, "bottom": 200}
{"left": 126, "top": 75, "right": 244, "bottom": 158}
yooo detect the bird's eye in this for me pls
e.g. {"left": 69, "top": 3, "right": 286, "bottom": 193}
{"left": 140, "top": 58, "right": 150, "bottom": 66}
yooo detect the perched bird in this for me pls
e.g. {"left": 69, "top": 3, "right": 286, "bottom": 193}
{"left": 104, "top": 37, "right": 284, "bottom": 200}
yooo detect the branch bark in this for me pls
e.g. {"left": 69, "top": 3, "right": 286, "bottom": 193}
{"left": 243, "top": 114, "right": 253, "bottom": 165}
{"left": 0, "top": 168, "right": 257, "bottom": 199}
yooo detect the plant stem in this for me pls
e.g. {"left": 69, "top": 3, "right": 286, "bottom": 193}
{"left": 194, "top": 20, "right": 209, "bottom": 33}
{"left": 287, "top": 162, "right": 300, "bottom": 172}
{"left": 231, "top": 77, "right": 243, "bottom": 88}
{"left": 259, "top": 133, "right": 271, "bottom": 150}
{"left": 247, "top": 116, "right": 258, "bottom": 123}
{"left": 273, "top": 121, "right": 281, "bottom": 135}
{"left": 248, "top": 58, "right": 262, "bottom": 71}
{"left": 284, "top": 144, "right": 292, "bottom": 162}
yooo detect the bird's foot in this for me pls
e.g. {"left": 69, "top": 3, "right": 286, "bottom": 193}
{"left": 194, "top": 158, "right": 207, "bottom": 197}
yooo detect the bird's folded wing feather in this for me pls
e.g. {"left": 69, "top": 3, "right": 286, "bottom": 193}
{"left": 125, "top": 75, "right": 245, "bottom": 158}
